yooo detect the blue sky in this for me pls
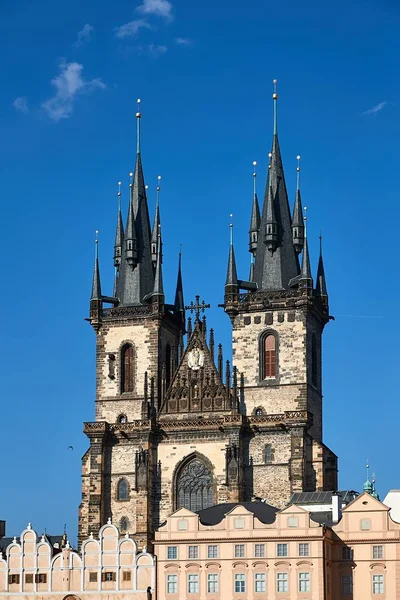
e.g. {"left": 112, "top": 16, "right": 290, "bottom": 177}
{"left": 1, "top": 0, "right": 399, "bottom": 544}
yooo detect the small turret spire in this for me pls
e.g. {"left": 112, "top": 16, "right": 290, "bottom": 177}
{"left": 174, "top": 248, "right": 185, "bottom": 327}
{"left": 316, "top": 233, "right": 328, "bottom": 298}
{"left": 264, "top": 155, "right": 278, "bottom": 252}
{"left": 363, "top": 459, "right": 373, "bottom": 494}
{"left": 152, "top": 230, "right": 164, "bottom": 298}
{"left": 249, "top": 160, "right": 261, "bottom": 255}
{"left": 125, "top": 185, "right": 138, "bottom": 266}
{"left": 151, "top": 175, "right": 162, "bottom": 264}
{"left": 136, "top": 98, "right": 141, "bottom": 154}
{"left": 91, "top": 230, "right": 102, "bottom": 300}
{"left": 299, "top": 207, "right": 313, "bottom": 285}
{"left": 273, "top": 79, "right": 278, "bottom": 135}
{"left": 114, "top": 181, "right": 125, "bottom": 267}
{"left": 226, "top": 216, "right": 238, "bottom": 286}
{"left": 292, "top": 155, "right": 305, "bottom": 254}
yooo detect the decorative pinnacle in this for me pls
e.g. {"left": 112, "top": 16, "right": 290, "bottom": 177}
{"left": 253, "top": 160, "right": 257, "bottom": 195}
{"left": 268, "top": 152, "right": 272, "bottom": 173}
{"left": 229, "top": 213, "right": 233, "bottom": 245}
{"left": 273, "top": 79, "right": 278, "bottom": 135}
{"left": 136, "top": 98, "right": 141, "bottom": 153}
{"left": 296, "top": 155, "right": 301, "bottom": 190}
{"left": 304, "top": 206, "right": 308, "bottom": 238}
{"left": 117, "top": 181, "right": 122, "bottom": 210}
{"left": 319, "top": 231, "right": 323, "bottom": 254}
{"left": 95, "top": 229, "right": 99, "bottom": 257}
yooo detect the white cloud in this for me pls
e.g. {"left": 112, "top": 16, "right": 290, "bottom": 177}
{"left": 115, "top": 18, "right": 152, "bottom": 38}
{"left": 137, "top": 43, "right": 168, "bottom": 57}
{"left": 137, "top": 0, "right": 172, "bottom": 19}
{"left": 175, "top": 37, "right": 192, "bottom": 45}
{"left": 13, "top": 97, "right": 29, "bottom": 113}
{"left": 74, "top": 24, "right": 94, "bottom": 47}
{"left": 42, "top": 61, "right": 106, "bottom": 122}
{"left": 362, "top": 101, "right": 388, "bottom": 116}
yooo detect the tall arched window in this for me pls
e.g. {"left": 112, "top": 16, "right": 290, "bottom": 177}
{"left": 265, "top": 444, "right": 272, "bottom": 464}
{"left": 263, "top": 333, "right": 277, "bottom": 378}
{"left": 121, "top": 344, "right": 134, "bottom": 393}
{"left": 117, "top": 478, "right": 129, "bottom": 501}
{"left": 176, "top": 458, "right": 214, "bottom": 512}
{"left": 311, "top": 333, "right": 318, "bottom": 387}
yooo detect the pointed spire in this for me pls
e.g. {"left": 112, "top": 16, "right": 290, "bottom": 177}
{"left": 264, "top": 157, "right": 278, "bottom": 252}
{"left": 136, "top": 98, "right": 141, "bottom": 154}
{"left": 225, "top": 218, "right": 238, "bottom": 286}
{"left": 152, "top": 229, "right": 164, "bottom": 298}
{"left": 114, "top": 181, "right": 125, "bottom": 267}
{"left": 273, "top": 78, "right": 278, "bottom": 135}
{"left": 299, "top": 207, "right": 313, "bottom": 285}
{"left": 91, "top": 231, "right": 102, "bottom": 300}
{"left": 125, "top": 182, "right": 138, "bottom": 266}
{"left": 363, "top": 459, "right": 373, "bottom": 494}
{"left": 292, "top": 155, "right": 305, "bottom": 254}
{"left": 249, "top": 160, "right": 261, "bottom": 255}
{"left": 316, "top": 234, "right": 328, "bottom": 297}
{"left": 174, "top": 249, "right": 185, "bottom": 326}
{"left": 371, "top": 473, "right": 380, "bottom": 500}
{"left": 151, "top": 175, "right": 162, "bottom": 264}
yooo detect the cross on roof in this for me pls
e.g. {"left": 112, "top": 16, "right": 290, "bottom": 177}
{"left": 185, "top": 295, "right": 210, "bottom": 321}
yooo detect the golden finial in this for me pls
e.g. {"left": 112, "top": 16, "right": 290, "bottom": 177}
{"left": 156, "top": 175, "right": 161, "bottom": 207}
{"left": 95, "top": 229, "right": 99, "bottom": 258}
{"left": 272, "top": 78, "right": 278, "bottom": 100}
{"left": 117, "top": 181, "right": 122, "bottom": 211}
{"left": 136, "top": 99, "right": 141, "bottom": 153}
{"left": 229, "top": 213, "right": 234, "bottom": 245}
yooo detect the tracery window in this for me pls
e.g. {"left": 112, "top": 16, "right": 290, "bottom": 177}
{"left": 121, "top": 344, "right": 134, "bottom": 393}
{"left": 176, "top": 458, "right": 214, "bottom": 512}
{"left": 260, "top": 332, "right": 277, "bottom": 379}
{"left": 117, "top": 478, "right": 129, "bottom": 501}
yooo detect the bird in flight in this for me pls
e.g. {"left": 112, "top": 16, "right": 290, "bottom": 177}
{"left": 67, "top": 446, "right": 74, "bottom": 451}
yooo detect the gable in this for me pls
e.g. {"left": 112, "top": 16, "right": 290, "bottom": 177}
{"left": 342, "top": 492, "right": 389, "bottom": 514}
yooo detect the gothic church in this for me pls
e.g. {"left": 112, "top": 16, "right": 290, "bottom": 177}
{"left": 79, "top": 89, "right": 338, "bottom": 550}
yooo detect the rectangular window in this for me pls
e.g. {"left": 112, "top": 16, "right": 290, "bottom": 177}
{"left": 89, "top": 572, "right": 98, "bottom": 582}
{"left": 208, "top": 545, "right": 218, "bottom": 559}
{"left": 341, "top": 575, "right": 353, "bottom": 595}
{"left": 255, "top": 543, "right": 265, "bottom": 557}
{"left": 254, "top": 573, "right": 266, "bottom": 592}
{"left": 208, "top": 573, "right": 219, "bottom": 593}
{"left": 234, "top": 544, "right": 245, "bottom": 558}
{"left": 234, "top": 573, "right": 246, "bottom": 593}
{"left": 342, "top": 546, "right": 353, "bottom": 560}
{"left": 360, "top": 519, "right": 371, "bottom": 531}
{"left": 277, "top": 573, "right": 288, "bottom": 593}
{"left": 102, "top": 572, "right": 116, "bottom": 582}
{"left": 167, "top": 574, "right": 178, "bottom": 594}
{"left": 277, "top": 543, "right": 288, "bottom": 557}
{"left": 373, "top": 545, "right": 384, "bottom": 559}
{"left": 35, "top": 574, "right": 47, "bottom": 584}
{"left": 188, "top": 545, "right": 199, "bottom": 559}
{"left": 122, "top": 571, "right": 131, "bottom": 582}
{"left": 299, "top": 572, "right": 310, "bottom": 592}
{"left": 373, "top": 575, "right": 384, "bottom": 594}
{"left": 188, "top": 574, "right": 199, "bottom": 593}
{"left": 299, "top": 543, "right": 310, "bottom": 557}
{"left": 25, "top": 574, "right": 33, "bottom": 584}
{"left": 9, "top": 574, "right": 20, "bottom": 585}
{"left": 167, "top": 546, "right": 178, "bottom": 560}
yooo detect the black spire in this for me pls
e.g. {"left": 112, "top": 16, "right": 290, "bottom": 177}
{"left": 298, "top": 210, "right": 313, "bottom": 287}
{"left": 292, "top": 156, "right": 304, "bottom": 254}
{"left": 249, "top": 161, "right": 261, "bottom": 255}
{"left": 174, "top": 251, "right": 185, "bottom": 325}
{"left": 152, "top": 230, "right": 164, "bottom": 299}
{"left": 225, "top": 224, "right": 238, "bottom": 287}
{"left": 253, "top": 81, "right": 299, "bottom": 290}
{"left": 116, "top": 100, "right": 154, "bottom": 305}
{"left": 316, "top": 235, "right": 328, "bottom": 297}
{"left": 91, "top": 234, "right": 102, "bottom": 301}
{"left": 114, "top": 182, "right": 124, "bottom": 268}
{"left": 151, "top": 176, "right": 162, "bottom": 264}
{"left": 264, "top": 173, "right": 278, "bottom": 252}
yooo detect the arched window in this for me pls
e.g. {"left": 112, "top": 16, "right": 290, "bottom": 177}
{"left": 120, "top": 517, "right": 129, "bottom": 532}
{"left": 265, "top": 444, "right": 272, "bottom": 464}
{"left": 262, "top": 333, "right": 277, "bottom": 379}
{"left": 117, "top": 414, "right": 127, "bottom": 424}
{"left": 121, "top": 344, "right": 134, "bottom": 393}
{"left": 176, "top": 458, "right": 214, "bottom": 512}
{"left": 117, "top": 478, "right": 129, "bottom": 501}
{"left": 255, "top": 408, "right": 263, "bottom": 416}
{"left": 311, "top": 333, "right": 318, "bottom": 387}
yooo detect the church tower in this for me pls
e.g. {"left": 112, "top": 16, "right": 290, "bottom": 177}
{"left": 223, "top": 82, "right": 337, "bottom": 507}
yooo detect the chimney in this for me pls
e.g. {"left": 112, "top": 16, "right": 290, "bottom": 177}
{"left": 331, "top": 492, "right": 342, "bottom": 524}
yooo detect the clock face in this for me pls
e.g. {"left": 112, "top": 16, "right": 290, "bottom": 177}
{"left": 187, "top": 346, "right": 205, "bottom": 371}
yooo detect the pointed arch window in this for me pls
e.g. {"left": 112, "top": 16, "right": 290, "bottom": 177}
{"left": 176, "top": 458, "right": 214, "bottom": 512}
{"left": 260, "top": 332, "right": 278, "bottom": 379}
{"left": 117, "top": 478, "right": 129, "bottom": 501}
{"left": 121, "top": 344, "right": 134, "bottom": 393}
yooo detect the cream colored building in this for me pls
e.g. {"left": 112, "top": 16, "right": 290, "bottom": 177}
{"left": 154, "top": 492, "right": 400, "bottom": 600}
{"left": 0, "top": 520, "right": 154, "bottom": 599}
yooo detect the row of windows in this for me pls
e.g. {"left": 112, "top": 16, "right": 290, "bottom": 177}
{"left": 9, "top": 572, "right": 133, "bottom": 585}
{"left": 166, "top": 572, "right": 311, "bottom": 594}
{"left": 167, "top": 542, "right": 310, "bottom": 560}
{"left": 9, "top": 574, "right": 47, "bottom": 584}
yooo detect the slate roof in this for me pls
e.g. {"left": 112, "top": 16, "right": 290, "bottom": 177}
{"left": 197, "top": 501, "right": 279, "bottom": 526}
{"left": 289, "top": 490, "right": 359, "bottom": 505}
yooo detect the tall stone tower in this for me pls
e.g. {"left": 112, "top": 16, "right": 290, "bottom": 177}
{"left": 79, "top": 89, "right": 337, "bottom": 550}
{"left": 224, "top": 83, "right": 337, "bottom": 506}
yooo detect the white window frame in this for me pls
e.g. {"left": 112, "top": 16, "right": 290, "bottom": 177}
{"left": 254, "top": 572, "right": 266, "bottom": 592}
{"left": 234, "top": 573, "right": 246, "bottom": 593}
{"left": 167, "top": 574, "right": 178, "bottom": 594}
{"left": 298, "top": 572, "right": 310, "bottom": 592}
{"left": 255, "top": 543, "right": 265, "bottom": 557}
{"left": 188, "top": 545, "right": 199, "bottom": 559}
{"left": 208, "top": 544, "right": 218, "bottom": 559}
{"left": 277, "top": 572, "right": 288, "bottom": 593}
{"left": 372, "top": 574, "right": 384, "bottom": 594}
{"left": 167, "top": 546, "right": 178, "bottom": 560}
{"left": 299, "top": 542, "right": 309, "bottom": 557}
{"left": 277, "top": 543, "right": 288, "bottom": 557}
{"left": 234, "top": 544, "right": 245, "bottom": 558}
{"left": 208, "top": 573, "right": 219, "bottom": 593}
{"left": 188, "top": 573, "right": 199, "bottom": 594}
